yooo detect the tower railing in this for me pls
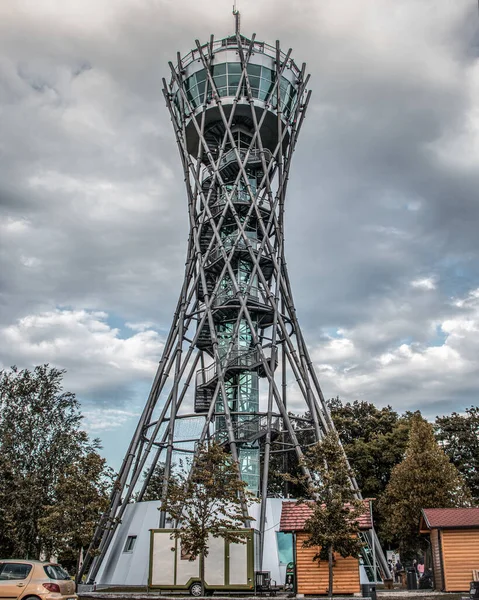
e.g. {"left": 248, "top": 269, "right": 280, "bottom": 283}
{"left": 175, "top": 39, "right": 301, "bottom": 78}
{"left": 210, "top": 190, "right": 272, "bottom": 218}
{"left": 214, "top": 414, "right": 281, "bottom": 445}
{"left": 205, "top": 232, "right": 258, "bottom": 267}
{"left": 195, "top": 347, "right": 269, "bottom": 388}
{"left": 214, "top": 283, "right": 260, "bottom": 306}
{"left": 201, "top": 148, "right": 273, "bottom": 186}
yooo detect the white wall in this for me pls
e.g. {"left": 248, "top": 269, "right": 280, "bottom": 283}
{"left": 96, "top": 498, "right": 293, "bottom": 587}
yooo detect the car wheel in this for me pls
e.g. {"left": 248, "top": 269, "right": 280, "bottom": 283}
{"left": 189, "top": 582, "right": 203, "bottom": 596}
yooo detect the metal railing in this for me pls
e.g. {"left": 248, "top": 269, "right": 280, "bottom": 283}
{"left": 205, "top": 233, "right": 258, "bottom": 267}
{"left": 214, "top": 283, "right": 267, "bottom": 308}
{"left": 175, "top": 38, "right": 301, "bottom": 78}
{"left": 196, "top": 347, "right": 265, "bottom": 387}
{"left": 210, "top": 189, "right": 272, "bottom": 217}
{"left": 214, "top": 414, "right": 281, "bottom": 444}
{"left": 201, "top": 148, "right": 273, "bottom": 186}
{"left": 219, "top": 148, "right": 272, "bottom": 172}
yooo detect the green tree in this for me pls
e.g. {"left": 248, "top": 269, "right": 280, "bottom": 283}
{"left": 140, "top": 463, "right": 166, "bottom": 501}
{"left": 267, "top": 401, "right": 411, "bottom": 504}
{"left": 435, "top": 406, "right": 479, "bottom": 501}
{"left": 0, "top": 454, "right": 17, "bottom": 557}
{"left": 134, "top": 463, "right": 177, "bottom": 502}
{"left": 39, "top": 452, "right": 113, "bottom": 572}
{"left": 328, "top": 398, "right": 411, "bottom": 500}
{"left": 378, "top": 413, "right": 472, "bottom": 558}
{"left": 0, "top": 365, "right": 111, "bottom": 562}
{"left": 160, "top": 442, "right": 255, "bottom": 596}
{"left": 288, "top": 431, "right": 366, "bottom": 597}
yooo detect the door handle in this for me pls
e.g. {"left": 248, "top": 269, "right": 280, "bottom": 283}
{"left": 16, "top": 583, "right": 25, "bottom": 587}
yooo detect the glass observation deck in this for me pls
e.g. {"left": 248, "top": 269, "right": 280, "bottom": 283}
{"left": 176, "top": 62, "right": 298, "bottom": 120}
{"left": 170, "top": 35, "right": 305, "bottom": 153}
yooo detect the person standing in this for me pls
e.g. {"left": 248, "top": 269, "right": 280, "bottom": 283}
{"left": 395, "top": 559, "right": 403, "bottom": 583}
{"left": 418, "top": 562, "right": 425, "bottom": 579}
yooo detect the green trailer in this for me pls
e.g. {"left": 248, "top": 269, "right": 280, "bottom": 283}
{"left": 149, "top": 528, "right": 258, "bottom": 596}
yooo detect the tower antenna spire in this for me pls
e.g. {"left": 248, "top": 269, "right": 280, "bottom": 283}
{"left": 232, "top": 1, "right": 240, "bottom": 34}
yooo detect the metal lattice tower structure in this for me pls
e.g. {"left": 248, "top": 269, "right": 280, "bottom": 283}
{"left": 79, "top": 26, "right": 391, "bottom": 584}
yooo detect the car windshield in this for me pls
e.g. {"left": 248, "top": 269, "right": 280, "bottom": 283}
{"left": 44, "top": 565, "right": 70, "bottom": 580}
{"left": 0, "top": 563, "right": 32, "bottom": 580}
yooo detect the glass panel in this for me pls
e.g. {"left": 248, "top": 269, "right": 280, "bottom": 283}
{"left": 227, "top": 62, "right": 242, "bottom": 74}
{"left": 260, "top": 67, "right": 274, "bottom": 82}
{"left": 44, "top": 565, "right": 71, "bottom": 580}
{"left": 276, "top": 532, "right": 294, "bottom": 564}
{"left": 197, "top": 80, "right": 206, "bottom": 101}
{"left": 0, "top": 563, "right": 33, "bottom": 580}
{"left": 238, "top": 372, "right": 259, "bottom": 412}
{"left": 238, "top": 320, "right": 253, "bottom": 350}
{"left": 213, "top": 74, "right": 227, "bottom": 90}
{"left": 123, "top": 535, "right": 137, "bottom": 553}
{"left": 216, "top": 87, "right": 227, "bottom": 97}
{"left": 258, "top": 84, "right": 268, "bottom": 101}
{"left": 249, "top": 76, "right": 260, "bottom": 90}
{"left": 247, "top": 64, "right": 261, "bottom": 77}
{"left": 212, "top": 63, "right": 226, "bottom": 76}
{"left": 186, "top": 85, "right": 197, "bottom": 107}
{"left": 259, "top": 72, "right": 276, "bottom": 101}
{"left": 195, "top": 69, "right": 206, "bottom": 83}
{"left": 239, "top": 446, "right": 260, "bottom": 495}
{"left": 284, "top": 90, "right": 296, "bottom": 119}
{"left": 215, "top": 415, "right": 227, "bottom": 441}
{"left": 189, "top": 73, "right": 198, "bottom": 88}
{"left": 238, "top": 260, "right": 252, "bottom": 284}
{"left": 228, "top": 74, "right": 241, "bottom": 95}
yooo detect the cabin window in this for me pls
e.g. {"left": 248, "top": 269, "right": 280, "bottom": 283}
{"left": 123, "top": 535, "right": 137, "bottom": 553}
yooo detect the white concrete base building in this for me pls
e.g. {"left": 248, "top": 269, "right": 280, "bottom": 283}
{"left": 95, "top": 499, "right": 291, "bottom": 587}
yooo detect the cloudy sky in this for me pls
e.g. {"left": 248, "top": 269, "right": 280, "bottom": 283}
{"left": 1, "top": 0, "right": 478, "bottom": 470}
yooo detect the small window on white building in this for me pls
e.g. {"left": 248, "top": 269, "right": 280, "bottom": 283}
{"left": 123, "top": 535, "right": 137, "bottom": 553}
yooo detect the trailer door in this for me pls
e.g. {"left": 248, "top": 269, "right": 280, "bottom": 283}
{"left": 150, "top": 532, "right": 176, "bottom": 586}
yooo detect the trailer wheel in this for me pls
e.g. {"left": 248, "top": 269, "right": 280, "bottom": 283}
{"left": 189, "top": 582, "right": 203, "bottom": 597}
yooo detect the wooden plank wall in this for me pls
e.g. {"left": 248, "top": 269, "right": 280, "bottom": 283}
{"left": 441, "top": 529, "right": 479, "bottom": 592}
{"left": 430, "top": 529, "right": 444, "bottom": 591}
{"left": 296, "top": 532, "right": 360, "bottom": 595}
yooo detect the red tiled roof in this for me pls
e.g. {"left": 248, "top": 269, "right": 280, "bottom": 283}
{"left": 421, "top": 508, "right": 479, "bottom": 529}
{"left": 279, "top": 499, "right": 373, "bottom": 532}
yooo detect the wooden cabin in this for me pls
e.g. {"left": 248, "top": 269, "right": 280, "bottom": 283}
{"left": 419, "top": 508, "right": 479, "bottom": 592}
{"left": 279, "top": 500, "right": 373, "bottom": 596}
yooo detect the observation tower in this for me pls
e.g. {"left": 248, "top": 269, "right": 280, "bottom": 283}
{"left": 79, "top": 20, "right": 390, "bottom": 585}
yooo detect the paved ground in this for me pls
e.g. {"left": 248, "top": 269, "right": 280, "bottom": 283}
{"left": 78, "top": 591, "right": 466, "bottom": 600}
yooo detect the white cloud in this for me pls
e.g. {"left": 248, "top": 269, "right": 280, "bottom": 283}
{"left": 82, "top": 407, "right": 140, "bottom": 432}
{"left": 411, "top": 278, "right": 437, "bottom": 290}
{"left": 125, "top": 321, "right": 156, "bottom": 332}
{"left": 311, "top": 336, "right": 357, "bottom": 364}
{"left": 313, "top": 288, "right": 479, "bottom": 415}
{"left": 0, "top": 309, "right": 164, "bottom": 396}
